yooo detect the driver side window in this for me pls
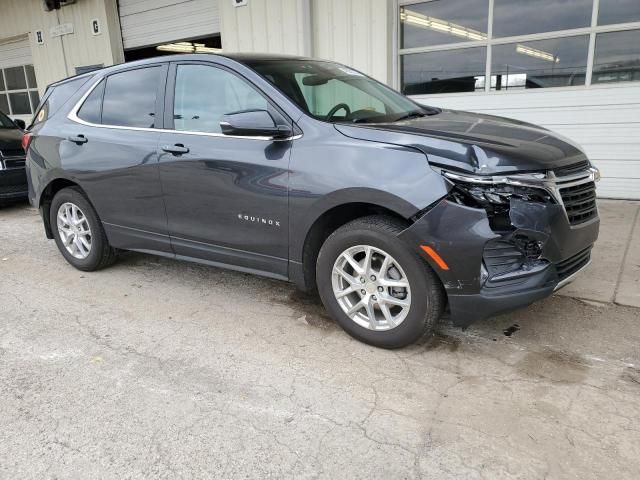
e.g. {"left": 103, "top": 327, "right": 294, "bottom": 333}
{"left": 294, "top": 72, "right": 385, "bottom": 118}
{"left": 173, "top": 64, "right": 268, "bottom": 133}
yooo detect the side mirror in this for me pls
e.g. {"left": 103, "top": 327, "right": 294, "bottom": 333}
{"left": 220, "top": 109, "right": 292, "bottom": 139}
{"left": 14, "top": 119, "right": 26, "bottom": 130}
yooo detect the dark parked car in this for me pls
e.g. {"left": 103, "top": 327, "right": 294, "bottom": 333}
{"left": 25, "top": 54, "right": 600, "bottom": 348}
{"left": 0, "top": 110, "right": 28, "bottom": 205}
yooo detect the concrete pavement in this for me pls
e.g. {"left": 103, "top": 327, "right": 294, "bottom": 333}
{"left": 556, "top": 199, "right": 640, "bottom": 307}
{"left": 1, "top": 200, "right": 639, "bottom": 479}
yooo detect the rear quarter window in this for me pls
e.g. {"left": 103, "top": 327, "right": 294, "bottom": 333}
{"left": 77, "top": 80, "right": 105, "bottom": 124}
{"left": 31, "top": 75, "right": 92, "bottom": 128}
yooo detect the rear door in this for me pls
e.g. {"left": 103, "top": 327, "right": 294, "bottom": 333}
{"left": 156, "top": 61, "right": 292, "bottom": 277}
{"left": 63, "top": 64, "right": 171, "bottom": 253}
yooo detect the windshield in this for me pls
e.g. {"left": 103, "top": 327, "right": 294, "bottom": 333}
{"left": 246, "top": 59, "right": 438, "bottom": 124}
{"left": 0, "top": 110, "right": 17, "bottom": 129}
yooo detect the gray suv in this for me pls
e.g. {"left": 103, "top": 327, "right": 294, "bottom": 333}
{"left": 25, "top": 54, "right": 599, "bottom": 348}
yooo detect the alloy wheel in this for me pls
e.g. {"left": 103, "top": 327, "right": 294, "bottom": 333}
{"left": 56, "top": 202, "right": 92, "bottom": 259}
{"left": 331, "top": 245, "right": 411, "bottom": 331}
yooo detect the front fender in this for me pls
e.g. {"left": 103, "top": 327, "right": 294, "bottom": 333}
{"left": 399, "top": 199, "right": 499, "bottom": 294}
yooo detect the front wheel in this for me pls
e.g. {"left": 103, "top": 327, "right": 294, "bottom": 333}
{"left": 316, "top": 215, "right": 445, "bottom": 349}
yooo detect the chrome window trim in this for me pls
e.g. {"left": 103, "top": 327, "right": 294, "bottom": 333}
{"left": 67, "top": 77, "right": 301, "bottom": 142}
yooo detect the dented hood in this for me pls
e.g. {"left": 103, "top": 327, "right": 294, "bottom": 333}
{"left": 334, "top": 109, "right": 588, "bottom": 174}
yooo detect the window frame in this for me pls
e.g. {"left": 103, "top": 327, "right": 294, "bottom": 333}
{"left": 70, "top": 62, "right": 169, "bottom": 130}
{"left": 396, "top": 0, "right": 640, "bottom": 93}
{"left": 69, "top": 60, "right": 295, "bottom": 141}
{"left": 0, "top": 64, "right": 40, "bottom": 116}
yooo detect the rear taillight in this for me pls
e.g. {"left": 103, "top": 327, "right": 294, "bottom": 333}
{"left": 21, "top": 133, "right": 32, "bottom": 153}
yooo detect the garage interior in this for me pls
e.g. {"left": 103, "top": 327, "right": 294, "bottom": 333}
{"left": 117, "top": 0, "right": 222, "bottom": 61}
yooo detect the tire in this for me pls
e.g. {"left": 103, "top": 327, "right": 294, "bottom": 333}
{"left": 50, "top": 187, "right": 117, "bottom": 271}
{"left": 316, "top": 215, "right": 445, "bottom": 349}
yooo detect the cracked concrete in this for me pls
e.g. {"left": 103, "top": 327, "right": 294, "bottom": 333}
{"left": 1, "top": 201, "right": 640, "bottom": 479}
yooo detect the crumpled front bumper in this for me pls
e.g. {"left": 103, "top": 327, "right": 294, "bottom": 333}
{"left": 399, "top": 198, "right": 599, "bottom": 327}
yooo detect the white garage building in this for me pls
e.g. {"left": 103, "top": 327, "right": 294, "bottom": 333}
{"left": 0, "top": 0, "right": 638, "bottom": 199}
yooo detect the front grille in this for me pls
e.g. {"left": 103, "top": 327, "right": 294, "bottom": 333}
{"left": 3, "top": 158, "right": 25, "bottom": 168}
{"left": 0, "top": 148, "right": 24, "bottom": 158}
{"left": 559, "top": 181, "right": 597, "bottom": 225}
{"left": 556, "top": 247, "right": 591, "bottom": 281}
{"left": 553, "top": 160, "right": 590, "bottom": 177}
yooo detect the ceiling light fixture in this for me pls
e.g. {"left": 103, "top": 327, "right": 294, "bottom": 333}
{"left": 156, "top": 42, "right": 222, "bottom": 54}
{"left": 401, "top": 9, "right": 487, "bottom": 42}
{"left": 516, "top": 44, "right": 559, "bottom": 63}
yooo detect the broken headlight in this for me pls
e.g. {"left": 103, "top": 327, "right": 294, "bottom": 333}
{"left": 437, "top": 169, "right": 554, "bottom": 231}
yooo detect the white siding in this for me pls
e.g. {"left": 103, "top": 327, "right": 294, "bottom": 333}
{"left": 220, "top": 0, "right": 393, "bottom": 83}
{"left": 119, "top": 0, "right": 220, "bottom": 49}
{"left": 312, "top": 0, "right": 393, "bottom": 83}
{"left": 220, "top": 0, "right": 311, "bottom": 56}
{"left": 0, "top": 0, "right": 124, "bottom": 93}
{"left": 412, "top": 83, "right": 640, "bottom": 200}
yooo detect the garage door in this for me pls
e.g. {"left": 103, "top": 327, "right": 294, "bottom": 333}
{"left": 118, "top": 0, "right": 221, "bottom": 50}
{"left": 0, "top": 36, "right": 39, "bottom": 121}
{"left": 414, "top": 84, "right": 640, "bottom": 200}
{"left": 0, "top": 36, "right": 31, "bottom": 70}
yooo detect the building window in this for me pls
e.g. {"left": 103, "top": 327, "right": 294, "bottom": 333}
{"left": 399, "top": 1, "right": 640, "bottom": 94}
{"left": 492, "top": 0, "right": 592, "bottom": 38}
{"left": 491, "top": 36, "right": 589, "bottom": 90}
{"left": 592, "top": 29, "right": 640, "bottom": 84}
{"left": 400, "top": 0, "right": 489, "bottom": 49}
{"left": 598, "top": 0, "right": 640, "bottom": 26}
{"left": 0, "top": 64, "right": 39, "bottom": 115}
{"left": 402, "top": 48, "right": 486, "bottom": 95}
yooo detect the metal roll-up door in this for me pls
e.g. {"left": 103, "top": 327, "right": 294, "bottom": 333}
{"left": 0, "top": 36, "right": 32, "bottom": 70}
{"left": 118, "top": 0, "right": 220, "bottom": 50}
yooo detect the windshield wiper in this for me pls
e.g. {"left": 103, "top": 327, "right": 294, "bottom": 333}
{"left": 392, "top": 111, "right": 424, "bottom": 122}
{"left": 350, "top": 116, "right": 381, "bottom": 124}
{"left": 393, "top": 107, "right": 441, "bottom": 122}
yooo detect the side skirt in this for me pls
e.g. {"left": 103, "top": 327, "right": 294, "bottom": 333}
{"left": 103, "top": 222, "right": 290, "bottom": 282}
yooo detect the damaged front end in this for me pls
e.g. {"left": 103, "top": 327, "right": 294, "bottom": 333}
{"left": 400, "top": 165, "right": 600, "bottom": 327}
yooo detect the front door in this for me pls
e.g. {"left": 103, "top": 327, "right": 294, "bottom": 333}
{"left": 157, "top": 62, "right": 292, "bottom": 278}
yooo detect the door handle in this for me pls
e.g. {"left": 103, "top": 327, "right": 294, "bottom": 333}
{"left": 68, "top": 134, "right": 88, "bottom": 144}
{"left": 161, "top": 144, "right": 189, "bottom": 155}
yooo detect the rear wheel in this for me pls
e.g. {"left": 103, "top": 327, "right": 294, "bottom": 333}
{"left": 316, "top": 215, "right": 445, "bottom": 348}
{"left": 50, "top": 187, "right": 117, "bottom": 271}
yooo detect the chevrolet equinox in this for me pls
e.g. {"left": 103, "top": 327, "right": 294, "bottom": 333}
{"left": 25, "top": 54, "right": 600, "bottom": 348}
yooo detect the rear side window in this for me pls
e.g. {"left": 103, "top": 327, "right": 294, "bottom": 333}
{"left": 77, "top": 80, "right": 105, "bottom": 124}
{"left": 101, "top": 67, "right": 161, "bottom": 128}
